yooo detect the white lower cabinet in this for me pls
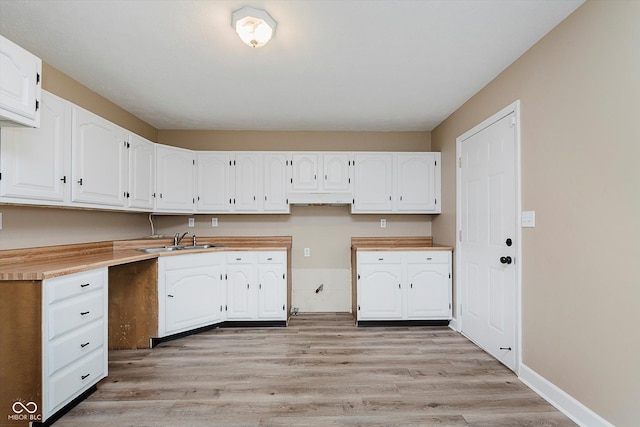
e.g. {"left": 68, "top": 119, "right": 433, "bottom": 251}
{"left": 226, "top": 251, "right": 287, "bottom": 321}
{"left": 42, "top": 268, "right": 108, "bottom": 420}
{"left": 356, "top": 250, "right": 451, "bottom": 322}
{"left": 158, "top": 252, "right": 224, "bottom": 337}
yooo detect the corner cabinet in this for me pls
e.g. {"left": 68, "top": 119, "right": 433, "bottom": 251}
{"left": 0, "top": 35, "right": 42, "bottom": 128}
{"left": 354, "top": 250, "right": 452, "bottom": 324}
{"left": 157, "top": 253, "right": 224, "bottom": 337}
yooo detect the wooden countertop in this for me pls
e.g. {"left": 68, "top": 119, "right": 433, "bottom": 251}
{"left": 0, "top": 236, "right": 292, "bottom": 281}
{"left": 351, "top": 237, "right": 453, "bottom": 251}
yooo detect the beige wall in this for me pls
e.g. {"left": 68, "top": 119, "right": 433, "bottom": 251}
{"left": 158, "top": 129, "right": 430, "bottom": 152}
{"left": 42, "top": 62, "right": 158, "bottom": 142}
{"left": 155, "top": 130, "right": 433, "bottom": 312}
{"left": 431, "top": 1, "right": 639, "bottom": 425}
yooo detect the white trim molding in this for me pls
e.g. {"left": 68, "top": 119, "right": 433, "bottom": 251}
{"left": 519, "top": 364, "right": 614, "bottom": 427}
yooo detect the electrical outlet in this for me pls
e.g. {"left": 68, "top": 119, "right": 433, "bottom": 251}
{"left": 380, "top": 218, "right": 386, "bottom": 228}
{"left": 304, "top": 248, "right": 310, "bottom": 257}
{"left": 188, "top": 218, "right": 195, "bottom": 228}
{"left": 211, "top": 218, "right": 218, "bottom": 227}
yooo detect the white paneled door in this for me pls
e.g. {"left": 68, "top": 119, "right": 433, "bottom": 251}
{"left": 459, "top": 106, "right": 518, "bottom": 371}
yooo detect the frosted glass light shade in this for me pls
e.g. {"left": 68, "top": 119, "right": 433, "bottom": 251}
{"left": 232, "top": 6, "right": 277, "bottom": 48}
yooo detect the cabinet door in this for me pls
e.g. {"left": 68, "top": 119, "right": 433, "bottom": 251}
{"left": 257, "top": 257, "right": 286, "bottom": 320}
{"left": 352, "top": 153, "right": 393, "bottom": 212}
{"left": 263, "top": 153, "right": 290, "bottom": 213}
{"left": 165, "top": 265, "right": 223, "bottom": 335}
{"left": 357, "top": 263, "right": 403, "bottom": 320}
{"left": 155, "top": 144, "right": 194, "bottom": 212}
{"left": 71, "top": 106, "right": 128, "bottom": 207}
{"left": 234, "top": 153, "right": 262, "bottom": 212}
{"left": 406, "top": 263, "right": 451, "bottom": 319}
{"left": 322, "top": 153, "right": 351, "bottom": 191}
{"left": 197, "top": 152, "right": 233, "bottom": 212}
{"left": 1, "top": 91, "right": 70, "bottom": 203}
{"left": 226, "top": 256, "right": 257, "bottom": 320}
{"left": 396, "top": 153, "right": 439, "bottom": 213}
{"left": 0, "top": 35, "right": 41, "bottom": 127}
{"left": 291, "top": 153, "right": 319, "bottom": 191}
{"left": 127, "top": 133, "right": 155, "bottom": 210}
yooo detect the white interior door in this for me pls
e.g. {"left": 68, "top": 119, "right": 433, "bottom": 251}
{"left": 458, "top": 104, "right": 519, "bottom": 371}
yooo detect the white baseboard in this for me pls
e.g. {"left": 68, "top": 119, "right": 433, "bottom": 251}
{"left": 448, "top": 317, "right": 459, "bottom": 331}
{"left": 518, "top": 363, "right": 613, "bottom": 427}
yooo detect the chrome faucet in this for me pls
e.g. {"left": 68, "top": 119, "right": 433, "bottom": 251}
{"left": 192, "top": 234, "right": 197, "bottom": 246}
{"left": 173, "top": 232, "right": 189, "bottom": 246}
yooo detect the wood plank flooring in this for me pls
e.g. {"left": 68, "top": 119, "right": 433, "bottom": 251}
{"left": 54, "top": 313, "right": 575, "bottom": 426}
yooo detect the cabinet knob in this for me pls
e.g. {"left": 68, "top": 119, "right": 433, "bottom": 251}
{"left": 499, "top": 256, "right": 512, "bottom": 265}
{"left": 60, "top": 176, "right": 67, "bottom": 183}
{"left": 167, "top": 294, "right": 174, "bottom": 298}
{"left": 80, "top": 283, "right": 90, "bottom": 288}
{"left": 77, "top": 178, "right": 83, "bottom": 186}
{"left": 80, "top": 311, "right": 90, "bottom": 316}
{"left": 80, "top": 342, "right": 90, "bottom": 348}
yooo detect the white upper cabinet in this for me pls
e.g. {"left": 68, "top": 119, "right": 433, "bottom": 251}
{"left": 352, "top": 153, "right": 393, "bottom": 212}
{"left": 155, "top": 144, "right": 195, "bottom": 213}
{"left": 289, "top": 152, "right": 353, "bottom": 204}
{"left": 127, "top": 133, "right": 155, "bottom": 210}
{"left": 0, "top": 35, "right": 42, "bottom": 128}
{"left": 196, "top": 152, "right": 233, "bottom": 212}
{"left": 352, "top": 152, "right": 441, "bottom": 214}
{"left": 234, "top": 152, "right": 262, "bottom": 212}
{"left": 396, "top": 153, "right": 440, "bottom": 213}
{"left": 263, "top": 153, "right": 290, "bottom": 213}
{"left": 291, "top": 153, "right": 319, "bottom": 191}
{"left": 1, "top": 91, "right": 70, "bottom": 203}
{"left": 71, "top": 106, "right": 128, "bottom": 207}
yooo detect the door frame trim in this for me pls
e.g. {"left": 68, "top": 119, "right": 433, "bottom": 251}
{"left": 454, "top": 100, "right": 522, "bottom": 373}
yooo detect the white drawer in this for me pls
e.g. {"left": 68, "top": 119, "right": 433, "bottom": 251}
{"left": 47, "top": 268, "right": 105, "bottom": 304}
{"left": 258, "top": 251, "right": 286, "bottom": 264}
{"left": 48, "top": 321, "right": 104, "bottom": 376}
{"left": 357, "top": 251, "right": 403, "bottom": 264}
{"left": 48, "top": 348, "right": 106, "bottom": 413}
{"left": 226, "top": 252, "right": 255, "bottom": 264}
{"left": 48, "top": 290, "right": 105, "bottom": 340}
{"left": 406, "top": 251, "right": 450, "bottom": 264}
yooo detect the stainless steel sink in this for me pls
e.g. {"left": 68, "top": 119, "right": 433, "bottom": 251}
{"left": 137, "top": 244, "right": 221, "bottom": 254}
{"left": 137, "top": 246, "right": 181, "bottom": 254}
{"left": 180, "top": 244, "right": 215, "bottom": 250}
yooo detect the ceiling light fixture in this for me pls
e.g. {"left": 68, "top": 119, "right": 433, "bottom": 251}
{"left": 231, "top": 6, "right": 277, "bottom": 48}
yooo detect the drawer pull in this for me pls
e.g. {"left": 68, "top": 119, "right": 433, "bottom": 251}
{"left": 427, "top": 257, "right": 432, "bottom": 261}
{"left": 80, "top": 283, "right": 90, "bottom": 288}
{"left": 378, "top": 258, "right": 384, "bottom": 261}
{"left": 267, "top": 257, "right": 273, "bottom": 261}
{"left": 80, "top": 342, "right": 90, "bottom": 348}
{"left": 236, "top": 258, "right": 242, "bottom": 261}
{"left": 81, "top": 373, "right": 91, "bottom": 380}
{"left": 80, "top": 311, "right": 90, "bottom": 316}
{"left": 168, "top": 294, "right": 174, "bottom": 298}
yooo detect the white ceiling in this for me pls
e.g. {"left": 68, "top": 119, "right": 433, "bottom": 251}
{"left": 0, "top": 0, "right": 584, "bottom": 131}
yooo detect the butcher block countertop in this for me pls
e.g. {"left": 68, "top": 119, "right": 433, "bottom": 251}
{"left": 0, "top": 236, "right": 292, "bottom": 281}
{"left": 351, "top": 237, "right": 453, "bottom": 251}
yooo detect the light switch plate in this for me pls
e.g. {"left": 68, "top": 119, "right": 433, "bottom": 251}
{"left": 380, "top": 219, "right": 387, "bottom": 228}
{"left": 304, "top": 248, "right": 310, "bottom": 257}
{"left": 188, "top": 218, "right": 195, "bottom": 228}
{"left": 521, "top": 211, "right": 536, "bottom": 228}
{"left": 211, "top": 218, "right": 218, "bottom": 227}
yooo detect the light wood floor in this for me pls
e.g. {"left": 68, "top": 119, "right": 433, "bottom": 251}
{"left": 55, "top": 313, "right": 575, "bottom": 426}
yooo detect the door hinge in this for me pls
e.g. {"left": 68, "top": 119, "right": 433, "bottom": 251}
{"left": 449, "top": 273, "right": 451, "bottom": 279}
{"left": 358, "top": 305, "right": 360, "bottom": 311}
{"left": 458, "top": 157, "right": 462, "bottom": 168}
{"left": 510, "top": 116, "right": 516, "bottom": 127}
{"left": 282, "top": 304, "right": 285, "bottom": 311}
{"left": 459, "top": 230, "right": 463, "bottom": 242}
{"left": 35, "top": 99, "right": 39, "bottom": 111}
{"left": 449, "top": 303, "right": 451, "bottom": 309}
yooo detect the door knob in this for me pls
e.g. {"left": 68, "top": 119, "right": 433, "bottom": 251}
{"left": 500, "top": 256, "right": 512, "bottom": 265}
